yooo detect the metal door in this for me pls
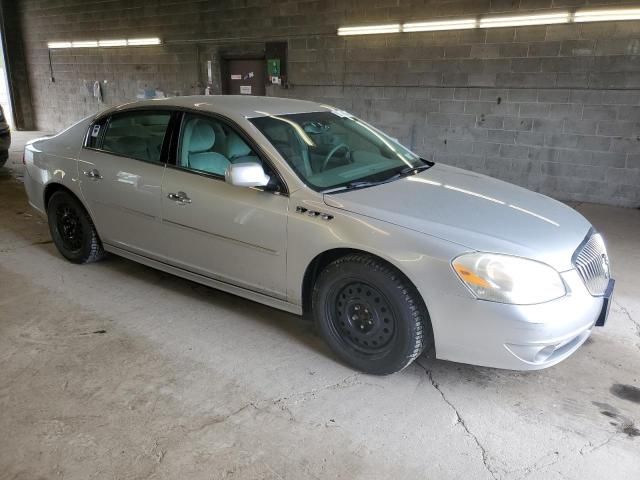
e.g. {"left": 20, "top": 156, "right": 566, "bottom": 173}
{"left": 223, "top": 59, "right": 266, "bottom": 96}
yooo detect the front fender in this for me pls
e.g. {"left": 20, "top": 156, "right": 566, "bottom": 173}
{"left": 286, "top": 191, "right": 474, "bottom": 350}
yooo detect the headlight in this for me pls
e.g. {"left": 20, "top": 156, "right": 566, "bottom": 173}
{"left": 452, "top": 253, "right": 566, "bottom": 305}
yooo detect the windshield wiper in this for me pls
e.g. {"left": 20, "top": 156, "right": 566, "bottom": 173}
{"left": 397, "top": 161, "right": 434, "bottom": 177}
{"left": 322, "top": 159, "right": 434, "bottom": 194}
{"left": 321, "top": 181, "right": 380, "bottom": 194}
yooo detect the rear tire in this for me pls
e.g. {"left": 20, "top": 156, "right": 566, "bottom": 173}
{"left": 47, "top": 190, "right": 105, "bottom": 264}
{"left": 312, "top": 253, "right": 431, "bottom": 375}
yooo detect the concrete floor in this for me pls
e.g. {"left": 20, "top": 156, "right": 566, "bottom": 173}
{"left": 1, "top": 132, "right": 639, "bottom": 480}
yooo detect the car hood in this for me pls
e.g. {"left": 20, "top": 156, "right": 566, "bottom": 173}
{"left": 324, "top": 163, "right": 591, "bottom": 271}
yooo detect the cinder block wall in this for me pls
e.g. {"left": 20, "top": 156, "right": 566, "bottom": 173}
{"left": 12, "top": 0, "right": 640, "bottom": 207}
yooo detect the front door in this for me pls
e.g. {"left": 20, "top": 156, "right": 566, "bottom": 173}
{"left": 78, "top": 110, "right": 172, "bottom": 259}
{"left": 161, "top": 113, "right": 288, "bottom": 298}
{"left": 223, "top": 59, "right": 266, "bottom": 96}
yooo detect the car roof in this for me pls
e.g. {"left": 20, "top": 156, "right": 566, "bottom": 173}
{"left": 110, "top": 95, "right": 330, "bottom": 119}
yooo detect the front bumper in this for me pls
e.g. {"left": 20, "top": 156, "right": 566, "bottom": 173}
{"left": 428, "top": 269, "right": 614, "bottom": 370}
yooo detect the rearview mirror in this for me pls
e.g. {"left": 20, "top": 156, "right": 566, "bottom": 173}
{"left": 225, "top": 162, "right": 270, "bottom": 188}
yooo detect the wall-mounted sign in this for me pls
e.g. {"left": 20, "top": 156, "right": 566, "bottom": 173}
{"left": 267, "top": 59, "right": 281, "bottom": 77}
{"left": 240, "top": 85, "right": 252, "bottom": 95}
{"left": 231, "top": 74, "right": 242, "bottom": 80}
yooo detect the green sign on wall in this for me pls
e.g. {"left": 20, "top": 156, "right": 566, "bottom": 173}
{"left": 267, "top": 58, "right": 280, "bottom": 77}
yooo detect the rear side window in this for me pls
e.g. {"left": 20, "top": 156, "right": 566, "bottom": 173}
{"left": 101, "top": 112, "right": 171, "bottom": 163}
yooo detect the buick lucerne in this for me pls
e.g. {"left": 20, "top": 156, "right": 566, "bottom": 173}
{"left": 23, "top": 96, "right": 614, "bottom": 374}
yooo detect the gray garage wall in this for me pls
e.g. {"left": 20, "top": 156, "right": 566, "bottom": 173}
{"left": 9, "top": 0, "right": 640, "bottom": 207}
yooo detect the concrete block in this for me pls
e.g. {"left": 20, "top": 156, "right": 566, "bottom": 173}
{"left": 470, "top": 45, "right": 501, "bottom": 59}
{"left": 601, "top": 90, "right": 640, "bottom": 105}
{"left": 564, "top": 119, "right": 598, "bottom": 135}
{"left": 503, "top": 117, "right": 533, "bottom": 131}
{"left": 533, "top": 118, "right": 565, "bottom": 133}
{"left": 508, "top": 89, "right": 538, "bottom": 103}
{"left": 488, "top": 129, "right": 517, "bottom": 144}
{"left": 606, "top": 167, "right": 640, "bottom": 186}
{"left": 511, "top": 58, "right": 542, "bottom": 73}
{"left": 560, "top": 40, "right": 596, "bottom": 56}
{"left": 439, "top": 101, "right": 466, "bottom": 113}
{"left": 618, "top": 106, "right": 640, "bottom": 122}
{"left": 454, "top": 88, "right": 481, "bottom": 101}
{"left": 583, "top": 105, "right": 618, "bottom": 121}
{"left": 611, "top": 137, "right": 640, "bottom": 154}
{"left": 527, "top": 146, "right": 558, "bottom": 162}
{"left": 537, "top": 89, "right": 570, "bottom": 103}
{"left": 568, "top": 89, "right": 603, "bottom": 105}
{"left": 472, "top": 142, "right": 501, "bottom": 155}
{"left": 597, "top": 121, "right": 638, "bottom": 137}
{"left": 516, "top": 132, "right": 546, "bottom": 146}
{"left": 430, "top": 88, "right": 455, "bottom": 100}
{"left": 577, "top": 135, "right": 612, "bottom": 152}
{"left": 548, "top": 104, "right": 583, "bottom": 120}
{"left": 477, "top": 115, "right": 505, "bottom": 129}
{"left": 500, "top": 144, "right": 530, "bottom": 159}
{"left": 557, "top": 74, "right": 590, "bottom": 88}
{"left": 528, "top": 42, "right": 561, "bottom": 57}
{"left": 588, "top": 73, "right": 627, "bottom": 89}
{"left": 545, "top": 133, "right": 579, "bottom": 149}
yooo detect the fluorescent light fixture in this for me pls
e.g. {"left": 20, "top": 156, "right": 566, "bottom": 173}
{"left": 479, "top": 12, "right": 570, "bottom": 28}
{"left": 403, "top": 18, "right": 477, "bottom": 32}
{"left": 71, "top": 40, "right": 99, "bottom": 48}
{"left": 47, "top": 41, "right": 72, "bottom": 49}
{"left": 49, "top": 37, "right": 162, "bottom": 49}
{"left": 337, "top": 24, "right": 401, "bottom": 36}
{"left": 127, "top": 37, "right": 162, "bottom": 46}
{"left": 574, "top": 8, "right": 640, "bottom": 23}
{"left": 338, "top": 7, "right": 640, "bottom": 36}
{"left": 98, "top": 39, "right": 128, "bottom": 47}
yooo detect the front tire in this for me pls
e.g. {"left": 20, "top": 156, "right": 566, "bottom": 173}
{"left": 312, "top": 254, "right": 431, "bottom": 375}
{"left": 47, "top": 190, "right": 105, "bottom": 264}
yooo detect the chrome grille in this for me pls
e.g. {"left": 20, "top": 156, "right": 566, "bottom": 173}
{"left": 573, "top": 233, "right": 610, "bottom": 296}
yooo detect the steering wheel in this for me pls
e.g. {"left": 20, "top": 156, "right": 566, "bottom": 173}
{"left": 321, "top": 143, "right": 350, "bottom": 171}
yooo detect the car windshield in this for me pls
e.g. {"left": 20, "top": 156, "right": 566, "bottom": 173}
{"left": 250, "top": 110, "right": 430, "bottom": 191}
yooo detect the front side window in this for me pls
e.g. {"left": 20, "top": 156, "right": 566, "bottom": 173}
{"left": 178, "top": 114, "right": 262, "bottom": 177}
{"left": 250, "top": 110, "right": 429, "bottom": 191}
{"left": 101, "top": 111, "right": 171, "bottom": 163}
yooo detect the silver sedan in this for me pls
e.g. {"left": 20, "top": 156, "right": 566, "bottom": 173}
{"left": 23, "top": 96, "right": 614, "bottom": 374}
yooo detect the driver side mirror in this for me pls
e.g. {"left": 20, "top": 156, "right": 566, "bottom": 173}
{"left": 225, "top": 162, "right": 270, "bottom": 188}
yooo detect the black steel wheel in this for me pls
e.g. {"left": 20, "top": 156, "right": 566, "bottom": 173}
{"left": 47, "top": 190, "right": 105, "bottom": 264}
{"left": 328, "top": 280, "right": 397, "bottom": 356}
{"left": 313, "top": 253, "right": 431, "bottom": 375}
{"left": 55, "top": 204, "right": 84, "bottom": 252}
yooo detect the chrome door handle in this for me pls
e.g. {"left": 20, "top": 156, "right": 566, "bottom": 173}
{"left": 83, "top": 169, "right": 102, "bottom": 180}
{"left": 167, "top": 191, "right": 192, "bottom": 204}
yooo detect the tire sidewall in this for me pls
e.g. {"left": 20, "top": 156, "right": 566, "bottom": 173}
{"left": 313, "top": 258, "right": 425, "bottom": 375}
{"left": 47, "top": 192, "right": 96, "bottom": 263}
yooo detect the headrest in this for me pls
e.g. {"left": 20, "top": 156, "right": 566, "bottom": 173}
{"left": 226, "top": 131, "right": 252, "bottom": 159}
{"left": 187, "top": 120, "right": 216, "bottom": 153}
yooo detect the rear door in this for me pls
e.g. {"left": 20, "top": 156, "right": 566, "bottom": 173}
{"left": 78, "top": 110, "right": 173, "bottom": 260}
{"left": 160, "top": 112, "right": 289, "bottom": 298}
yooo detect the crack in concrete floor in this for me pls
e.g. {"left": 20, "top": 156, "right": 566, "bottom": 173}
{"left": 415, "top": 359, "right": 498, "bottom": 480}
